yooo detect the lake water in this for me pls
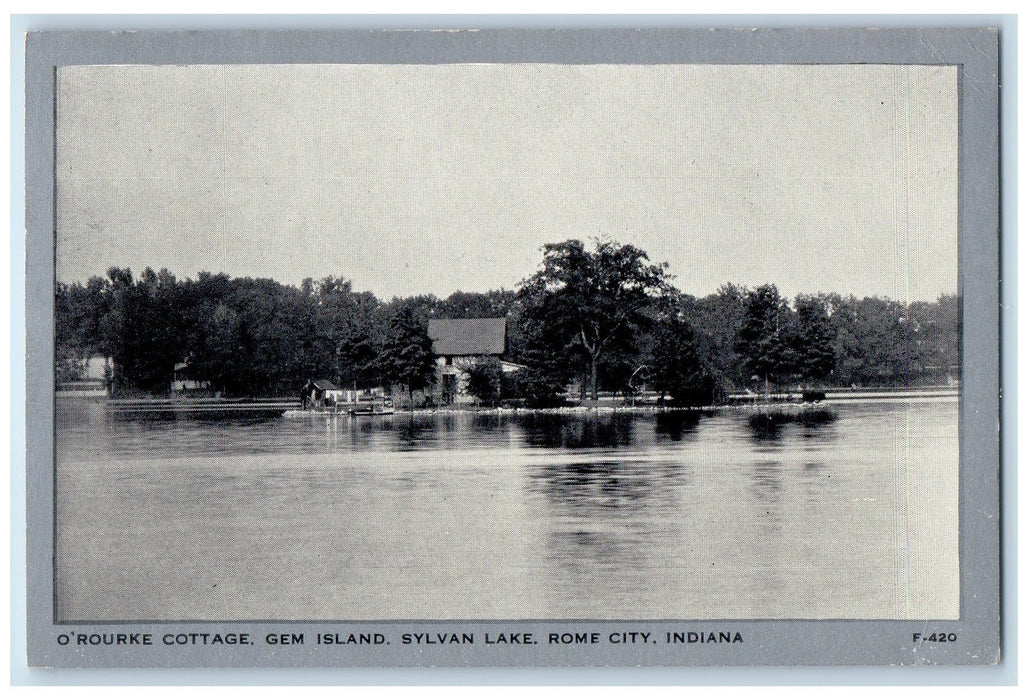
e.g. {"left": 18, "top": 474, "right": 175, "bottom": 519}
{"left": 55, "top": 398, "right": 959, "bottom": 621}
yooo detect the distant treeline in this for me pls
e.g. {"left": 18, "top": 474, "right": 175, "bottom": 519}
{"left": 55, "top": 239, "right": 960, "bottom": 405}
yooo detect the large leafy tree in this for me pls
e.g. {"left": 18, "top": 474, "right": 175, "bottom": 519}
{"left": 596, "top": 340, "right": 640, "bottom": 400}
{"left": 305, "top": 277, "right": 381, "bottom": 388}
{"left": 506, "top": 307, "right": 576, "bottom": 408}
{"left": 179, "top": 272, "right": 242, "bottom": 395}
{"left": 55, "top": 276, "right": 110, "bottom": 381}
{"left": 465, "top": 358, "right": 504, "bottom": 406}
{"left": 221, "top": 278, "right": 303, "bottom": 395}
{"left": 827, "top": 294, "right": 911, "bottom": 386}
{"left": 647, "top": 299, "right": 715, "bottom": 406}
{"left": 518, "top": 239, "right": 670, "bottom": 402}
{"left": 98, "top": 267, "right": 188, "bottom": 394}
{"left": 334, "top": 290, "right": 383, "bottom": 390}
{"left": 437, "top": 290, "right": 516, "bottom": 319}
{"left": 907, "top": 294, "right": 961, "bottom": 384}
{"left": 685, "top": 283, "right": 748, "bottom": 388}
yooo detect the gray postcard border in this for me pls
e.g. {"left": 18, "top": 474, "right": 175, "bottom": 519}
{"left": 23, "top": 26, "right": 1001, "bottom": 671}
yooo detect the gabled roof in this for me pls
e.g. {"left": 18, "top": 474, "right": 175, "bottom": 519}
{"left": 312, "top": 379, "right": 338, "bottom": 391}
{"left": 427, "top": 318, "right": 506, "bottom": 357}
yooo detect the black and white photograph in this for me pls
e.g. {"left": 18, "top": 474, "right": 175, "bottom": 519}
{"left": 53, "top": 61, "right": 961, "bottom": 621}
{"left": 23, "top": 27, "right": 1002, "bottom": 669}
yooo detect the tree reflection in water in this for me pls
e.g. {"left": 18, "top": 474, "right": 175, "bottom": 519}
{"left": 528, "top": 458, "right": 688, "bottom": 574}
{"left": 799, "top": 461, "right": 832, "bottom": 505}
{"left": 654, "top": 410, "right": 709, "bottom": 441}
{"left": 471, "top": 413, "right": 502, "bottom": 433}
{"left": 749, "top": 460, "right": 784, "bottom": 534}
{"left": 797, "top": 409, "right": 839, "bottom": 441}
{"left": 531, "top": 461, "right": 664, "bottom": 511}
{"left": 391, "top": 414, "right": 439, "bottom": 451}
{"left": 747, "top": 412, "right": 788, "bottom": 442}
{"left": 746, "top": 408, "right": 838, "bottom": 443}
{"left": 518, "top": 413, "right": 637, "bottom": 449}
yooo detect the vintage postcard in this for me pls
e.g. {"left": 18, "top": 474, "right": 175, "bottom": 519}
{"left": 24, "top": 28, "right": 1000, "bottom": 667}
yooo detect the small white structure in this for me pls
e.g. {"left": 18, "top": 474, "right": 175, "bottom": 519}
{"left": 327, "top": 387, "right": 387, "bottom": 405}
{"left": 171, "top": 362, "right": 211, "bottom": 393}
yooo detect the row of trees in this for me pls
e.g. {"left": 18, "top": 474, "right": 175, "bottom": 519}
{"left": 497, "top": 239, "right": 958, "bottom": 406}
{"left": 55, "top": 239, "right": 960, "bottom": 405}
{"left": 55, "top": 268, "right": 512, "bottom": 398}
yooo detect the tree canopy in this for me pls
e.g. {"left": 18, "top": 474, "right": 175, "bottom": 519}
{"left": 54, "top": 244, "right": 960, "bottom": 400}
{"left": 376, "top": 303, "right": 436, "bottom": 406}
{"left": 517, "top": 239, "right": 672, "bottom": 402}
{"left": 647, "top": 296, "right": 717, "bottom": 406}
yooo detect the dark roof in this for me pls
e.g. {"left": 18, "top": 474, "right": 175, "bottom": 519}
{"left": 312, "top": 379, "right": 338, "bottom": 391}
{"left": 427, "top": 318, "right": 506, "bottom": 357}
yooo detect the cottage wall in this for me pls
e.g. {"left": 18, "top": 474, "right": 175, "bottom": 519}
{"left": 435, "top": 356, "right": 486, "bottom": 405}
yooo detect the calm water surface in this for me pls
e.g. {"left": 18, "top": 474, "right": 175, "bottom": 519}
{"left": 55, "top": 399, "right": 959, "bottom": 621}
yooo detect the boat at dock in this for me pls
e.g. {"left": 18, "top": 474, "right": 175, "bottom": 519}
{"left": 348, "top": 399, "right": 395, "bottom": 416}
{"left": 282, "top": 399, "right": 396, "bottom": 417}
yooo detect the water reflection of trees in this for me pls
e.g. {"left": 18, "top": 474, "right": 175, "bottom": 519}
{"left": 546, "top": 527, "right": 647, "bottom": 572}
{"left": 110, "top": 410, "right": 180, "bottom": 423}
{"left": 746, "top": 413, "right": 787, "bottom": 442}
{"left": 517, "top": 413, "right": 636, "bottom": 449}
{"left": 749, "top": 461, "right": 783, "bottom": 533}
{"left": 653, "top": 411, "right": 708, "bottom": 441}
{"left": 528, "top": 459, "right": 687, "bottom": 575}
{"left": 748, "top": 407, "right": 842, "bottom": 444}
{"left": 386, "top": 413, "right": 516, "bottom": 451}
{"left": 190, "top": 413, "right": 282, "bottom": 426}
{"left": 797, "top": 408, "right": 837, "bottom": 427}
{"left": 471, "top": 413, "right": 502, "bottom": 433}
{"left": 531, "top": 460, "right": 680, "bottom": 512}
{"left": 745, "top": 410, "right": 838, "bottom": 444}
{"left": 348, "top": 410, "right": 721, "bottom": 451}
{"left": 391, "top": 415, "right": 440, "bottom": 451}
{"left": 797, "top": 416, "right": 839, "bottom": 442}
{"left": 798, "top": 461, "right": 831, "bottom": 505}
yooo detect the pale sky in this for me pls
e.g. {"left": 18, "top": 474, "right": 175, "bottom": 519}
{"left": 56, "top": 63, "right": 958, "bottom": 302}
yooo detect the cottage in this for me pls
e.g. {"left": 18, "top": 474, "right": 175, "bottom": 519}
{"left": 171, "top": 361, "right": 211, "bottom": 394}
{"left": 426, "top": 318, "right": 521, "bottom": 405}
{"left": 302, "top": 379, "right": 339, "bottom": 409}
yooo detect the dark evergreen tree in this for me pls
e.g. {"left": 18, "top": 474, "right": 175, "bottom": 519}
{"left": 330, "top": 289, "right": 382, "bottom": 388}
{"left": 792, "top": 295, "right": 837, "bottom": 385}
{"left": 377, "top": 304, "right": 436, "bottom": 407}
{"left": 735, "top": 284, "right": 797, "bottom": 390}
